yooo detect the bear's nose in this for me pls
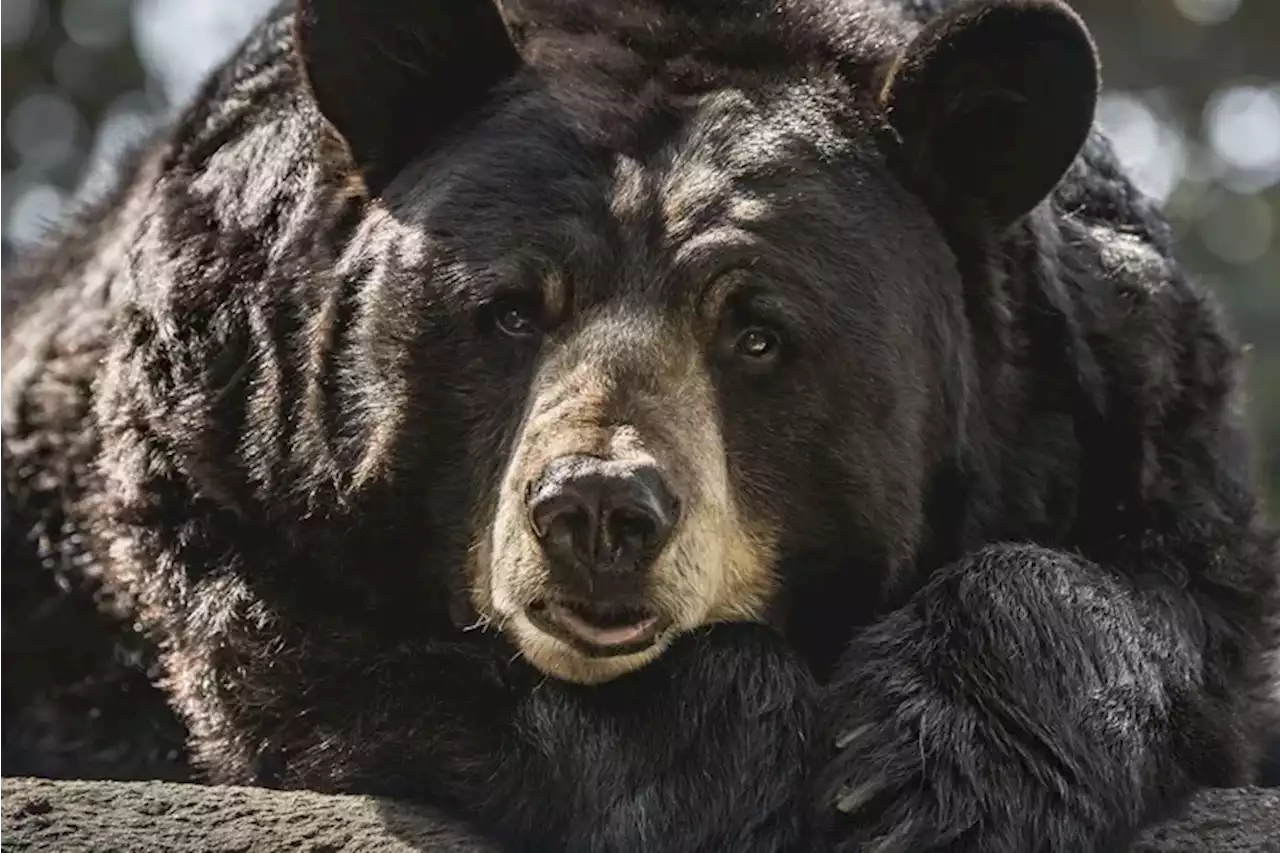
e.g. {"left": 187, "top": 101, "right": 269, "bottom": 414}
{"left": 527, "top": 455, "right": 679, "bottom": 577}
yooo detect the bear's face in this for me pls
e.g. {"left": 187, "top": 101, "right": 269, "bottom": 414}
{"left": 338, "top": 86, "right": 962, "bottom": 684}
{"left": 296, "top": 0, "right": 1098, "bottom": 683}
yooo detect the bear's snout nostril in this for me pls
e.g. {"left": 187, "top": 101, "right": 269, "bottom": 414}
{"left": 605, "top": 507, "right": 657, "bottom": 558}
{"left": 526, "top": 454, "right": 678, "bottom": 576}
{"left": 528, "top": 489, "right": 598, "bottom": 566}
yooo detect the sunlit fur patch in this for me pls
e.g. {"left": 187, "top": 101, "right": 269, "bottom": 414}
{"left": 468, "top": 310, "right": 779, "bottom": 684}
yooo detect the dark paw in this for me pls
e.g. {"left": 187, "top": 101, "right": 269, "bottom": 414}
{"left": 819, "top": 676, "right": 974, "bottom": 852}
{"left": 815, "top": 553, "right": 1111, "bottom": 853}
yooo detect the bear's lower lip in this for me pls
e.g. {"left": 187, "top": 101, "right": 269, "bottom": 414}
{"left": 526, "top": 599, "right": 663, "bottom": 657}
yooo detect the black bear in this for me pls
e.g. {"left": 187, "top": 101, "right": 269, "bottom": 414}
{"left": 3, "top": 0, "right": 1277, "bottom": 851}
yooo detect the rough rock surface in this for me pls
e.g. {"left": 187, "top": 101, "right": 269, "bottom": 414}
{"left": 1129, "top": 786, "right": 1280, "bottom": 853}
{"left": 2, "top": 776, "right": 1276, "bottom": 852}
{"left": 0, "top": 777, "right": 497, "bottom": 853}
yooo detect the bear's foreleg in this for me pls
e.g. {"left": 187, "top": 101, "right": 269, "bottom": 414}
{"left": 816, "top": 537, "right": 1274, "bottom": 853}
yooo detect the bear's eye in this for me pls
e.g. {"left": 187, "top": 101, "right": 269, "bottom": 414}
{"left": 734, "top": 326, "right": 782, "bottom": 361}
{"left": 488, "top": 293, "right": 544, "bottom": 339}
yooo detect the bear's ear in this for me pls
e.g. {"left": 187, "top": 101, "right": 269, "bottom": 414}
{"left": 294, "top": 0, "right": 521, "bottom": 195}
{"left": 878, "top": 0, "right": 1099, "bottom": 230}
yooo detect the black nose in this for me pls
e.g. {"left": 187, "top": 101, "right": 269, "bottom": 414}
{"left": 527, "top": 455, "right": 679, "bottom": 576}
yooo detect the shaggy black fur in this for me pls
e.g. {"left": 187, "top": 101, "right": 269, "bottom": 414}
{"left": 3, "top": 1, "right": 1277, "bottom": 852}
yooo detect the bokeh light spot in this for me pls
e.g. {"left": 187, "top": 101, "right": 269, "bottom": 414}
{"left": 1172, "top": 0, "right": 1241, "bottom": 27}
{"left": 1206, "top": 85, "right": 1280, "bottom": 178}
{"left": 5, "top": 182, "right": 69, "bottom": 246}
{"left": 6, "top": 91, "right": 84, "bottom": 171}
{"left": 3, "top": 0, "right": 38, "bottom": 47}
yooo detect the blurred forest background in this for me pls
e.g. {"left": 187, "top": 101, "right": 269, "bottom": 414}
{"left": 2, "top": 0, "right": 1278, "bottom": 508}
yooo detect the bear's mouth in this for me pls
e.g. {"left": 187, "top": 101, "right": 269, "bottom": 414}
{"left": 526, "top": 598, "right": 666, "bottom": 657}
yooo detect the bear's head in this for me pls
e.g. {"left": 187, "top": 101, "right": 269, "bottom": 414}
{"left": 286, "top": 0, "right": 1099, "bottom": 683}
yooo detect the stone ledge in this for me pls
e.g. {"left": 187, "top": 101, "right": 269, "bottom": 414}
{"left": 1, "top": 777, "right": 496, "bottom": 853}
{"left": 1129, "top": 785, "right": 1280, "bottom": 852}
{"left": 2, "top": 776, "right": 1277, "bottom": 852}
